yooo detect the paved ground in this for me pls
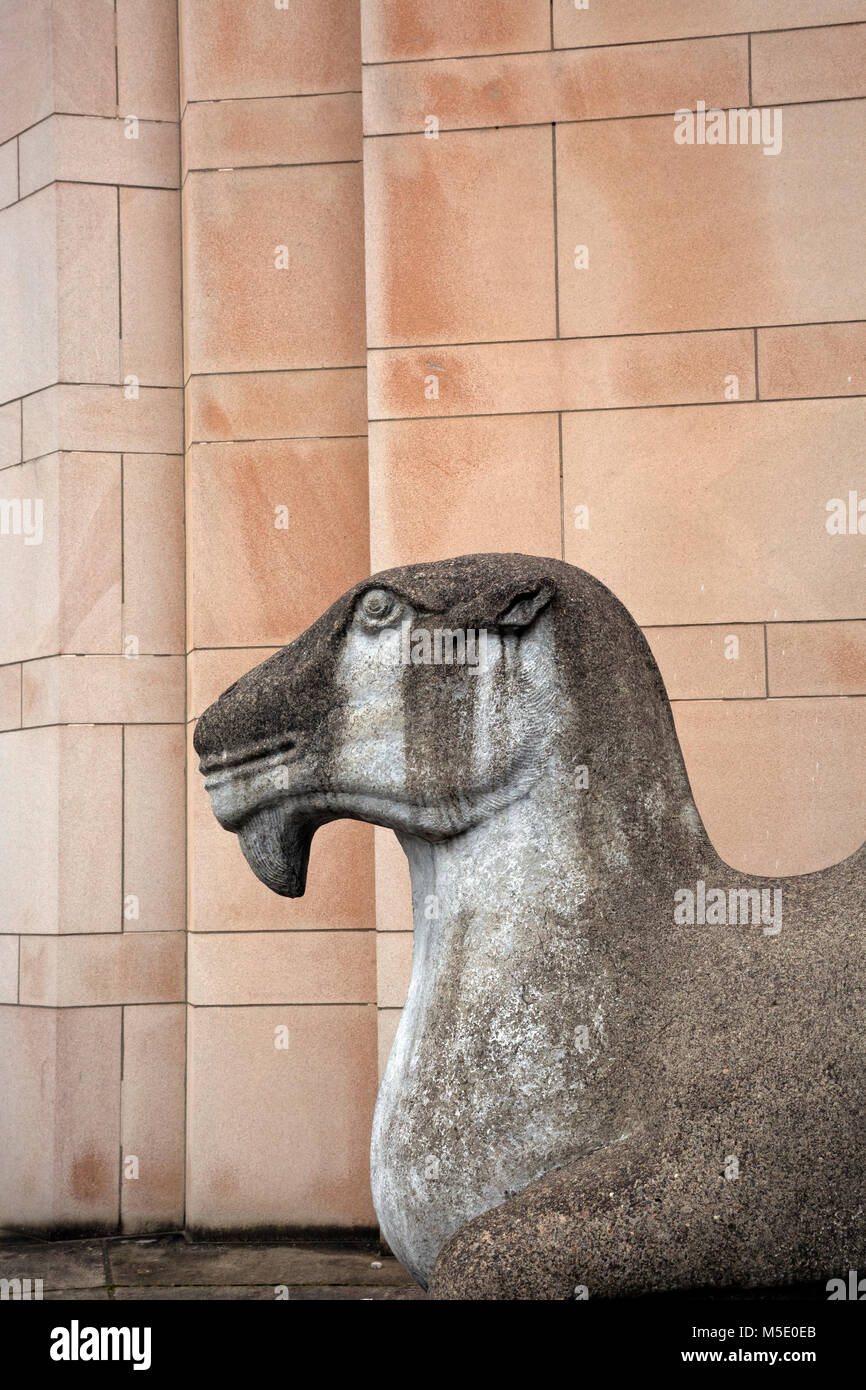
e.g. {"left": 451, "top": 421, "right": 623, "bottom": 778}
{"left": 3, "top": 1235, "right": 828, "bottom": 1302}
{"left": 0, "top": 1234, "right": 426, "bottom": 1300}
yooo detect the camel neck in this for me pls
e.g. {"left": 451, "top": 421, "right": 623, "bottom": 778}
{"left": 400, "top": 769, "right": 580, "bottom": 957}
{"left": 398, "top": 750, "right": 715, "bottom": 954}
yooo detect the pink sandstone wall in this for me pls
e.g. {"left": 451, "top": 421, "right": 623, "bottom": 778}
{"left": 0, "top": 0, "right": 185, "bottom": 1232}
{"left": 0, "top": 0, "right": 864, "bottom": 1235}
{"left": 178, "top": 0, "right": 378, "bottom": 1234}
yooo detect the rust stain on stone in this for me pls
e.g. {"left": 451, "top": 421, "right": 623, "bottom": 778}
{"left": 71, "top": 1152, "right": 110, "bottom": 1202}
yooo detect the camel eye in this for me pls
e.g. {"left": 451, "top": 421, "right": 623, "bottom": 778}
{"left": 359, "top": 587, "right": 399, "bottom": 626}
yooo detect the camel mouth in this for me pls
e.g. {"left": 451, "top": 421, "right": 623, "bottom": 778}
{"left": 198, "top": 733, "right": 300, "bottom": 779}
{"left": 197, "top": 738, "right": 317, "bottom": 897}
{"left": 200, "top": 739, "right": 311, "bottom": 840}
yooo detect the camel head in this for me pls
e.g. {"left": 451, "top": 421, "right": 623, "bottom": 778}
{"left": 194, "top": 553, "right": 708, "bottom": 898}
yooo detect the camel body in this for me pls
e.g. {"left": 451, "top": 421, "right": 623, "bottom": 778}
{"left": 194, "top": 555, "right": 865, "bottom": 1296}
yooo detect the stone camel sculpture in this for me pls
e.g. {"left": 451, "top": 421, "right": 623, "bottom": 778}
{"left": 194, "top": 553, "right": 865, "bottom": 1299}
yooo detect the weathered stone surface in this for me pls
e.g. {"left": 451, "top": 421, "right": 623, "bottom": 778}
{"left": 112, "top": 1282, "right": 425, "bottom": 1300}
{"left": 0, "top": 1238, "right": 106, "bottom": 1290}
{"left": 44, "top": 1287, "right": 111, "bottom": 1301}
{"left": 195, "top": 554, "right": 865, "bottom": 1297}
{"left": 0, "top": 1236, "right": 420, "bottom": 1299}
{"left": 106, "top": 1236, "right": 411, "bottom": 1289}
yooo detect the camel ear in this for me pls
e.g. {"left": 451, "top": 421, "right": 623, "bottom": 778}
{"left": 496, "top": 580, "right": 556, "bottom": 631}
